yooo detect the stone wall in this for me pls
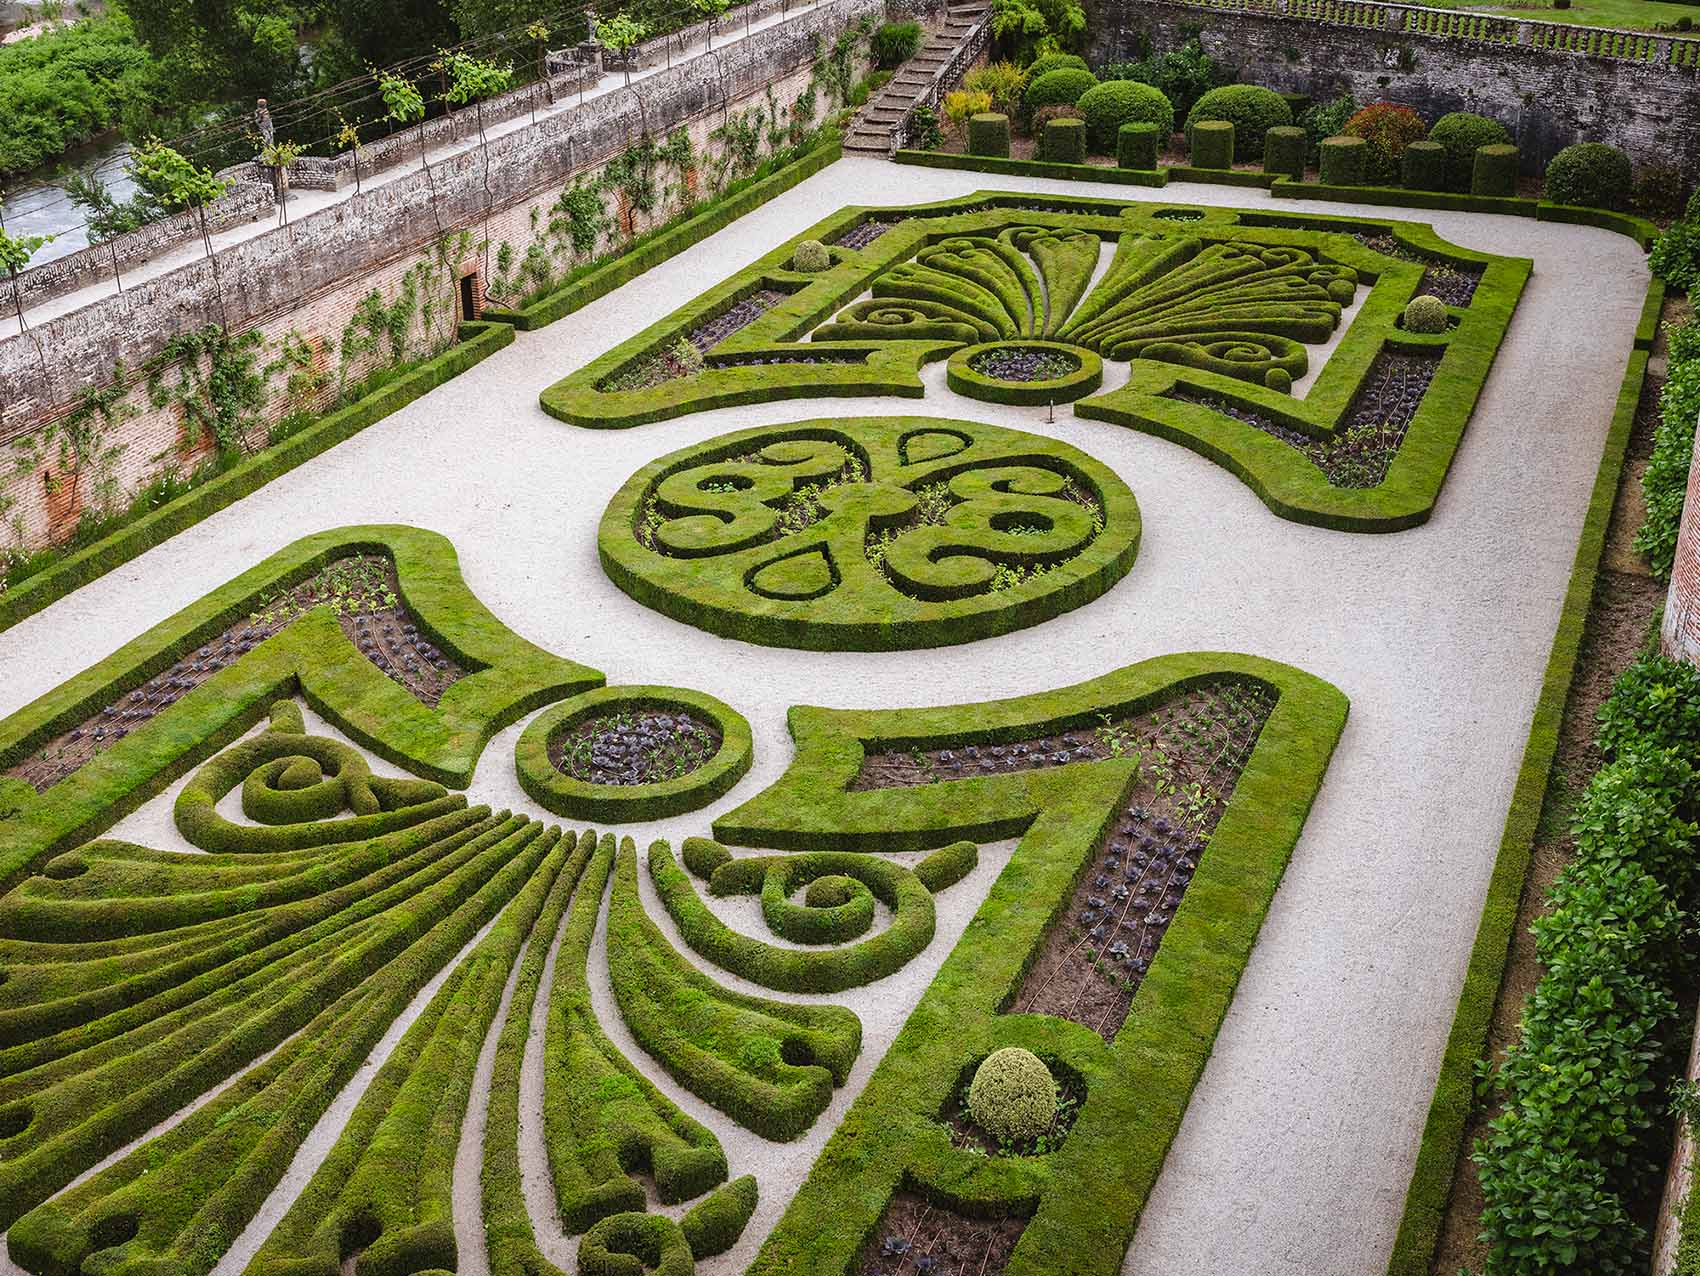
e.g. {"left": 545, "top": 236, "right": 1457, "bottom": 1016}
{"left": 1087, "top": 0, "right": 1700, "bottom": 175}
{"left": 1662, "top": 423, "right": 1700, "bottom": 667}
{"left": 0, "top": 0, "right": 876, "bottom": 557}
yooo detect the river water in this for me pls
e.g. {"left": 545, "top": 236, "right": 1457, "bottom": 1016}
{"left": 0, "top": 133, "right": 136, "bottom": 266}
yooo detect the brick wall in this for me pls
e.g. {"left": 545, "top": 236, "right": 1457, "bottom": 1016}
{"left": 1662, "top": 421, "right": 1700, "bottom": 666}
{"left": 0, "top": 0, "right": 876, "bottom": 559}
{"left": 1088, "top": 0, "right": 1700, "bottom": 176}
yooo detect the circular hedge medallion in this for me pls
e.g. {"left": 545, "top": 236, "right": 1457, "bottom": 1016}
{"left": 947, "top": 340, "right": 1104, "bottom": 407}
{"left": 515, "top": 685, "right": 753, "bottom": 821}
{"left": 599, "top": 416, "right": 1140, "bottom": 650}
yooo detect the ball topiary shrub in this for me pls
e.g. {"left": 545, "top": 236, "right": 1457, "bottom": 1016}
{"left": 1544, "top": 142, "right": 1632, "bottom": 210}
{"left": 1076, "top": 79, "right": 1175, "bottom": 152}
{"left": 968, "top": 112, "right": 1012, "bottom": 157}
{"left": 1262, "top": 124, "right": 1305, "bottom": 180}
{"left": 1471, "top": 143, "right": 1519, "bottom": 197}
{"left": 1183, "top": 84, "right": 1292, "bottom": 153}
{"left": 1426, "top": 111, "right": 1511, "bottom": 192}
{"left": 1319, "top": 134, "right": 1366, "bottom": 186}
{"left": 790, "top": 239, "right": 830, "bottom": 272}
{"left": 1024, "top": 67, "right": 1099, "bottom": 117}
{"left": 1190, "top": 118, "right": 1234, "bottom": 169}
{"left": 1040, "top": 115, "right": 1087, "bottom": 164}
{"left": 1117, "top": 120, "right": 1160, "bottom": 169}
{"left": 1264, "top": 366, "right": 1292, "bottom": 393}
{"left": 1403, "top": 294, "right": 1449, "bottom": 333}
{"left": 1023, "top": 52, "right": 1088, "bottom": 83}
{"left": 1401, "top": 139, "right": 1445, "bottom": 191}
{"left": 1341, "top": 101, "right": 1427, "bottom": 184}
{"left": 967, "top": 1047, "right": 1058, "bottom": 1144}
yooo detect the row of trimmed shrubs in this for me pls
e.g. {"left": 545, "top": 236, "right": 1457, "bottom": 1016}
{"left": 1634, "top": 297, "right": 1699, "bottom": 578}
{"left": 943, "top": 62, "right": 1655, "bottom": 211}
{"left": 1472, "top": 655, "right": 1700, "bottom": 1275}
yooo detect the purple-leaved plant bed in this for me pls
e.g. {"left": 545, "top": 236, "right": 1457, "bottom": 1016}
{"left": 968, "top": 345, "right": 1082, "bottom": 383}
{"left": 549, "top": 707, "right": 721, "bottom": 787}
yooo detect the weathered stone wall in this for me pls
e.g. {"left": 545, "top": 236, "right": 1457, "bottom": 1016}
{"left": 1662, "top": 422, "right": 1700, "bottom": 667}
{"left": 0, "top": 0, "right": 876, "bottom": 557}
{"left": 1088, "top": 0, "right": 1700, "bottom": 175}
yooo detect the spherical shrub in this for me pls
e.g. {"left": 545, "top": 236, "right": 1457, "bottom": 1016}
{"left": 1403, "top": 294, "right": 1449, "bottom": 333}
{"left": 1426, "top": 111, "right": 1511, "bottom": 192}
{"left": 968, "top": 1047, "right": 1057, "bottom": 1144}
{"left": 790, "top": 239, "right": 830, "bottom": 272}
{"left": 1264, "top": 366, "right": 1292, "bottom": 392}
{"left": 1076, "top": 79, "right": 1174, "bottom": 152}
{"left": 968, "top": 112, "right": 1012, "bottom": 157}
{"left": 1023, "top": 52, "right": 1088, "bottom": 84}
{"left": 1118, "top": 120, "right": 1160, "bottom": 170}
{"left": 1024, "top": 67, "right": 1098, "bottom": 115}
{"left": 1262, "top": 124, "right": 1305, "bottom": 180}
{"left": 1544, "top": 142, "right": 1632, "bottom": 210}
{"left": 1183, "top": 84, "right": 1292, "bottom": 152}
{"left": 1190, "top": 118, "right": 1234, "bottom": 169}
{"left": 1040, "top": 115, "right": 1086, "bottom": 164}
{"left": 1401, "top": 139, "right": 1445, "bottom": 191}
{"left": 1342, "top": 101, "right": 1427, "bottom": 185}
{"left": 804, "top": 874, "right": 860, "bottom": 908}
{"left": 1471, "top": 143, "right": 1519, "bottom": 197}
{"left": 1319, "top": 134, "right": 1366, "bottom": 186}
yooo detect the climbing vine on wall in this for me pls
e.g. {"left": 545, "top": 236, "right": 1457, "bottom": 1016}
{"left": 149, "top": 327, "right": 267, "bottom": 457}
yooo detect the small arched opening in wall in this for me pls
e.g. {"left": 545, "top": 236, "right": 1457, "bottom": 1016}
{"left": 456, "top": 261, "right": 484, "bottom": 322}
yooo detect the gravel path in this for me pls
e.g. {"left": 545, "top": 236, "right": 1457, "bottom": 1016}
{"left": 0, "top": 157, "right": 1650, "bottom": 1276}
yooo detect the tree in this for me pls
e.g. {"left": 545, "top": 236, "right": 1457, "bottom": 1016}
{"left": 123, "top": 0, "right": 303, "bottom": 116}
{"left": 130, "top": 140, "right": 233, "bottom": 325}
{"left": 376, "top": 68, "right": 443, "bottom": 234}
{"left": 599, "top": 12, "right": 650, "bottom": 86}
{"left": 436, "top": 50, "right": 513, "bottom": 147}
{"left": 0, "top": 199, "right": 53, "bottom": 333}
{"left": 988, "top": 0, "right": 1084, "bottom": 64}
{"left": 692, "top": 0, "right": 731, "bottom": 49}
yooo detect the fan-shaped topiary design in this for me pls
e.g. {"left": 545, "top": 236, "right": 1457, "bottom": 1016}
{"left": 967, "top": 1047, "right": 1058, "bottom": 1143}
{"left": 598, "top": 416, "right": 1140, "bottom": 650}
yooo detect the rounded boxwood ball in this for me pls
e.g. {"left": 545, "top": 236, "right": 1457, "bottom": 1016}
{"left": 1183, "top": 84, "right": 1292, "bottom": 152}
{"left": 1076, "top": 79, "right": 1174, "bottom": 153}
{"left": 1403, "top": 294, "right": 1448, "bottom": 333}
{"left": 1024, "top": 67, "right": 1098, "bottom": 114}
{"left": 1401, "top": 139, "right": 1445, "bottom": 191}
{"left": 1264, "top": 366, "right": 1292, "bottom": 392}
{"left": 1471, "top": 143, "right": 1519, "bottom": 197}
{"left": 1262, "top": 124, "right": 1305, "bottom": 180}
{"left": 1040, "top": 115, "right": 1086, "bottom": 164}
{"left": 790, "top": 239, "right": 830, "bottom": 272}
{"left": 968, "top": 112, "right": 1011, "bottom": 158}
{"left": 1544, "top": 142, "right": 1630, "bottom": 209}
{"left": 1023, "top": 51, "right": 1087, "bottom": 83}
{"left": 1118, "top": 120, "right": 1160, "bottom": 170}
{"left": 968, "top": 1047, "right": 1057, "bottom": 1144}
{"left": 1190, "top": 118, "right": 1234, "bottom": 169}
{"left": 1426, "top": 111, "right": 1510, "bottom": 192}
{"left": 804, "top": 874, "right": 860, "bottom": 908}
{"left": 1319, "top": 134, "right": 1366, "bottom": 186}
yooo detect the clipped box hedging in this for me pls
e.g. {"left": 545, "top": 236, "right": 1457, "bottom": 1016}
{"left": 1319, "top": 134, "right": 1367, "bottom": 186}
{"left": 1400, "top": 139, "right": 1446, "bottom": 191}
{"left": 968, "top": 112, "right": 1012, "bottom": 158}
{"left": 1262, "top": 124, "right": 1306, "bottom": 180}
{"left": 1427, "top": 110, "right": 1511, "bottom": 192}
{"left": 1472, "top": 143, "right": 1519, "bottom": 197}
{"left": 513, "top": 684, "right": 753, "bottom": 822}
{"left": 896, "top": 149, "right": 1169, "bottom": 187}
{"left": 1190, "top": 119, "right": 1234, "bottom": 170}
{"left": 1076, "top": 79, "right": 1174, "bottom": 153}
{"left": 1117, "top": 121, "right": 1160, "bottom": 170}
{"left": 1544, "top": 141, "right": 1632, "bottom": 210}
{"left": 682, "top": 1175, "right": 760, "bottom": 1259}
{"left": 1024, "top": 67, "right": 1098, "bottom": 114}
{"left": 1183, "top": 83, "right": 1292, "bottom": 154}
{"left": 1040, "top": 116, "right": 1086, "bottom": 164}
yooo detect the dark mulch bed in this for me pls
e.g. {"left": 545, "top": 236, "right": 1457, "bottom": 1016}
{"left": 549, "top": 707, "right": 720, "bottom": 787}
{"left": 858, "top": 1191, "right": 1028, "bottom": 1276}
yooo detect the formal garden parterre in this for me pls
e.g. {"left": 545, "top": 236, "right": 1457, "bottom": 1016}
{"left": 0, "top": 128, "right": 1686, "bottom": 1276}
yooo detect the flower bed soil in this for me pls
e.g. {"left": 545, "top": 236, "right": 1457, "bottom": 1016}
{"left": 1355, "top": 231, "right": 1483, "bottom": 306}
{"left": 598, "top": 288, "right": 790, "bottom": 391}
{"left": 853, "top": 680, "right": 1276, "bottom": 1040}
{"left": 967, "top": 346, "right": 1082, "bottom": 382}
{"left": 1172, "top": 349, "right": 1441, "bottom": 489}
{"left": 547, "top": 706, "right": 721, "bottom": 787}
{"left": 5, "top": 555, "right": 465, "bottom": 793}
{"left": 835, "top": 219, "right": 903, "bottom": 250}
{"left": 858, "top": 1191, "right": 1028, "bottom": 1276}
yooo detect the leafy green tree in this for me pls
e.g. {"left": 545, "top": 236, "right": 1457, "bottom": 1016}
{"left": 0, "top": 12, "right": 161, "bottom": 177}
{"left": 692, "top": 0, "right": 731, "bottom": 49}
{"left": 0, "top": 200, "right": 53, "bottom": 333}
{"left": 131, "top": 140, "right": 233, "bottom": 322}
{"left": 123, "top": 0, "right": 304, "bottom": 114}
{"left": 377, "top": 69, "right": 443, "bottom": 233}
{"left": 599, "top": 12, "right": 650, "bottom": 85}
{"left": 436, "top": 50, "right": 513, "bottom": 145}
{"left": 988, "top": 0, "right": 1084, "bottom": 65}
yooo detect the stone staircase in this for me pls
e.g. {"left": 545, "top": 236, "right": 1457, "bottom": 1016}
{"left": 843, "top": 2, "right": 993, "bottom": 156}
